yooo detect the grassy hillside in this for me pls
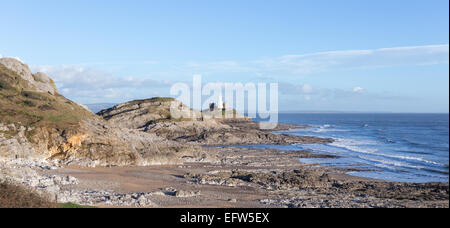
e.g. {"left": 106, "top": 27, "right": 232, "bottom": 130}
{"left": 0, "top": 64, "right": 95, "bottom": 131}
{"left": 0, "top": 181, "right": 96, "bottom": 208}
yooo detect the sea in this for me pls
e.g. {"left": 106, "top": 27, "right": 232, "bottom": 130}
{"left": 250, "top": 113, "right": 449, "bottom": 183}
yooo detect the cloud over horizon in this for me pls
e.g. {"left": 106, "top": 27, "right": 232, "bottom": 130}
{"left": 184, "top": 44, "right": 449, "bottom": 75}
{"left": 264, "top": 44, "right": 449, "bottom": 74}
{"left": 18, "top": 43, "right": 448, "bottom": 111}
{"left": 256, "top": 44, "right": 449, "bottom": 74}
{"left": 30, "top": 65, "right": 174, "bottom": 103}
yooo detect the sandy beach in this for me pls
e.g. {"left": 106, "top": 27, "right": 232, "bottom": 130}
{"left": 46, "top": 143, "right": 448, "bottom": 208}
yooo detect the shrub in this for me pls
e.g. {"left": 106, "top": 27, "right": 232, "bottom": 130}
{"left": 0, "top": 181, "right": 56, "bottom": 208}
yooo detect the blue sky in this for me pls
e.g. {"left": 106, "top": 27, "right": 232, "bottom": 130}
{"left": 1, "top": 0, "right": 449, "bottom": 112}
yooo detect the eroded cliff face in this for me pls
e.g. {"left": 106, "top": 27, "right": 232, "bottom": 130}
{"left": 0, "top": 58, "right": 205, "bottom": 167}
{"left": 0, "top": 122, "right": 203, "bottom": 167}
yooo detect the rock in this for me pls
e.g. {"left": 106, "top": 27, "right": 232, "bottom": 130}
{"left": 0, "top": 58, "right": 57, "bottom": 95}
{"left": 97, "top": 97, "right": 202, "bottom": 129}
{"left": 175, "top": 190, "right": 201, "bottom": 198}
{"left": 142, "top": 118, "right": 332, "bottom": 146}
{"left": 0, "top": 58, "right": 35, "bottom": 83}
{"left": 0, "top": 157, "right": 164, "bottom": 207}
{"left": 187, "top": 169, "right": 332, "bottom": 189}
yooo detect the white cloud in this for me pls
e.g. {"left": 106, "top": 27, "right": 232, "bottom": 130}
{"left": 30, "top": 65, "right": 174, "bottom": 103}
{"left": 353, "top": 87, "right": 364, "bottom": 93}
{"left": 279, "top": 82, "right": 408, "bottom": 103}
{"left": 31, "top": 65, "right": 173, "bottom": 90}
{"left": 11, "top": 43, "right": 445, "bottom": 105}
{"left": 279, "top": 82, "right": 315, "bottom": 95}
{"left": 256, "top": 44, "right": 449, "bottom": 74}
{"left": 185, "top": 44, "right": 449, "bottom": 75}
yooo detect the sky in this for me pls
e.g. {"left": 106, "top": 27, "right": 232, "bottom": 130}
{"left": 0, "top": 0, "right": 449, "bottom": 113}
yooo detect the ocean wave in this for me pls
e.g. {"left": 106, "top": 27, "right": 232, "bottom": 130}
{"left": 358, "top": 156, "right": 448, "bottom": 177}
{"left": 358, "top": 155, "right": 426, "bottom": 170}
{"left": 298, "top": 124, "right": 351, "bottom": 133}
{"left": 329, "top": 138, "right": 446, "bottom": 167}
{"left": 387, "top": 154, "right": 444, "bottom": 166}
{"left": 279, "top": 114, "right": 448, "bottom": 183}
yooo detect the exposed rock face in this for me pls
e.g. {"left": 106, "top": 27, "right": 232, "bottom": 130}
{"left": 19, "top": 119, "right": 204, "bottom": 167}
{"left": 143, "top": 119, "right": 332, "bottom": 145}
{"left": 0, "top": 117, "right": 204, "bottom": 167}
{"left": 0, "top": 123, "right": 38, "bottom": 160}
{"left": 186, "top": 169, "right": 333, "bottom": 190}
{"left": 98, "top": 97, "right": 203, "bottom": 129}
{"left": 0, "top": 158, "right": 158, "bottom": 207}
{"left": 0, "top": 58, "right": 57, "bottom": 95}
{"left": 0, "top": 58, "right": 35, "bottom": 83}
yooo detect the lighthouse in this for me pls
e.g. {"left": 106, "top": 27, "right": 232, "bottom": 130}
{"left": 218, "top": 95, "right": 224, "bottom": 109}
{"left": 208, "top": 95, "right": 226, "bottom": 112}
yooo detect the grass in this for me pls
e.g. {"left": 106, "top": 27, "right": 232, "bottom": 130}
{"left": 0, "top": 64, "right": 95, "bottom": 133}
{"left": 149, "top": 97, "right": 175, "bottom": 102}
{"left": 125, "top": 97, "right": 175, "bottom": 107}
{"left": 0, "top": 181, "right": 97, "bottom": 208}
{"left": 58, "top": 202, "right": 97, "bottom": 208}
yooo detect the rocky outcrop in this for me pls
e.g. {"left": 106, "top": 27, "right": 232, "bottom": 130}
{"left": 97, "top": 97, "right": 203, "bottom": 129}
{"left": 98, "top": 98, "right": 332, "bottom": 146}
{"left": 0, "top": 158, "right": 158, "bottom": 207}
{"left": 0, "top": 123, "right": 40, "bottom": 160}
{"left": 0, "top": 58, "right": 57, "bottom": 95}
{"left": 143, "top": 119, "right": 333, "bottom": 145}
{"left": 0, "top": 118, "right": 205, "bottom": 167}
{"left": 54, "top": 118, "right": 204, "bottom": 166}
{"left": 186, "top": 169, "right": 333, "bottom": 190}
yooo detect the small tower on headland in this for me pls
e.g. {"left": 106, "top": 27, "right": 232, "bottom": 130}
{"left": 209, "top": 96, "right": 226, "bottom": 112}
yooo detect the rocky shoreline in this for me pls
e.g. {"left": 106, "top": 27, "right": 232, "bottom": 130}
{"left": 1, "top": 134, "right": 448, "bottom": 208}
